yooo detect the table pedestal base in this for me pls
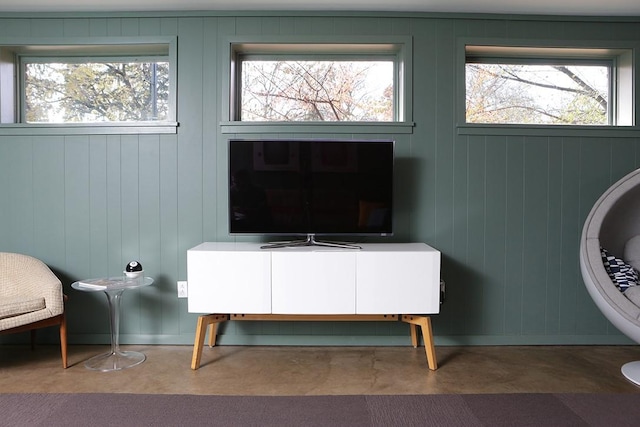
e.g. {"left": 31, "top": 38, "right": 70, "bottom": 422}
{"left": 85, "top": 350, "right": 146, "bottom": 372}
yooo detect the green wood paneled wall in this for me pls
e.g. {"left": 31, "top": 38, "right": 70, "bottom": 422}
{"left": 1, "top": 12, "right": 639, "bottom": 346}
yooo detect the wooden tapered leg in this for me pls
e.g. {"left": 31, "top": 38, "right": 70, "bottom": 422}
{"left": 409, "top": 323, "right": 418, "bottom": 348}
{"left": 191, "top": 314, "right": 228, "bottom": 370}
{"left": 420, "top": 316, "right": 437, "bottom": 370}
{"left": 60, "top": 313, "right": 68, "bottom": 369}
{"left": 207, "top": 322, "right": 219, "bottom": 347}
{"left": 401, "top": 315, "right": 438, "bottom": 370}
{"left": 60, "top": 295, "right": 68, "bottom": 368}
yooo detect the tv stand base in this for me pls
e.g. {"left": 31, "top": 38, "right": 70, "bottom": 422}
{"left": 260, "top": 234, "right": 361, "bottom": 250}
{"left": 190, "top": 313, "right": 437, "bottom": 371}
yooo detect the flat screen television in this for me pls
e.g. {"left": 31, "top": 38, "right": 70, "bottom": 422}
{"left": 229, "top": 138, "right": 394, "bottom": 248}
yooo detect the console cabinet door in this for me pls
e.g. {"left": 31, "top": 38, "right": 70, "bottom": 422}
{"left": 187, "top": 249, "right": 271, "bottom": 314}
{"left": 271, "top": 251, "right": 356, "bottom": 314}
{"left": 356, "top": 248, "right": 441, "bottom": 314}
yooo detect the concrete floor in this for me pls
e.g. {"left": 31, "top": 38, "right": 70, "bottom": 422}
{"left": 1, "top": 344, "right": 640, "bottom": 395}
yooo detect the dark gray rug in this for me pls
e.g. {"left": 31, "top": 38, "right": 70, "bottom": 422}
{"left": 2, "top": 393, "right": 640, "bottom": 426}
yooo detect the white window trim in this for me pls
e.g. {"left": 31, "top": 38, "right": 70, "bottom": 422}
{"left": 220, "top": 35, "right": 414, "bottom": 135}
{"left": 0, "top": 36, "right": 178, "bottom": 135}
{"left": 457, "top": 38, "right": 637, "bottom": 135}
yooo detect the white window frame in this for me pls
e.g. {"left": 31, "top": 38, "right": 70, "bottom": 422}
{"left": 458, "top": 38, "right": 635, "bottom": 135}
{"left": 221, "top": 36, "right": 414, "bottom": 135}
{"left": 0, "top": 37, "right": 177, "bottom": 135}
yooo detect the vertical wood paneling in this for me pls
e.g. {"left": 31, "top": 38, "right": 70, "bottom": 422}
{"left": 106, "top": 135, "right": 123, "bottom": 277}
{"left": 159, "top": 132, "right": 180, "bottom": 336}
{"left": 160, "top": 17, "right": 179, "bottom": 35}
{"left": 63, "top": 18, "right": 90, "bottom": 37}
{"left": 390, "top": 134, "right": 412, "bottom": 241}
{"left": 177, "top": 17, "right": 206, "bottom": 334}
{"left": 106, "top": 18, "right": 122, "bottom": 36}
{"left": 203, "top": 17, "right": 220, "bottom": 241}
{"left": 412, "top": 19, "right": 439, "bottom": 243}
{"left": 576, "top": 138, "right": 613, "bottom": 335}
{"left": 1, "top": 13, "right": 639, "bottom": 346}
{"left": 63, "top": 136, "right": 98, "bottom": 336}
{"left": 558, "top": 138, "right": 581, "bottom": 335}
{"left": 29, "top": 19, "right": 63, "bottom": 37}
{"left": 138, "top": 134, "right": 162, "bottom": 334}
{"left": 483, "top": 137, "right": 507, "bottom": 334}
{"left": 446, "top": 133, "right": 469, "bottom": 335}
{"left": 277, "top": 17, "right": 296, "bottom": 35}
{"left": 504, "top": 137, "right": 525, "bottom": 335}
{"left": 7, "top": 138, "right": 35, "bottom": 256}
{"left": 32, "top": 137, "right": 65, "bottom": 268}
{"left": 176, "top": 17, "right": 204, "bottom": 258}
{"left": 121, "top": 18, "right": 140, "bottom": 36}
{"left": 88, "top": 18, "right": 108, "bottom": 36}
{"left": 139, "top": 17, "right": 161, "bottom": 36}
{"left": 482, "top": 19, "right": 507, "bottom": 38}
{"left": 308, "top": 17, "right": 336, "bottom": 34}
{"left": 611, "top": 139, "right": 637, "bottom": 183}
{"left": 120, "top": 134, "right": 141, "bottom": 335}
{"left": 611, "top": 22, "right": 640, "bottom": 40}
{"left": 120, "top": 135, "right": 141, "bottom": 263}
{"left": 0, "top": 19, "right": 31, "bottom": 37}
{"left": 431, "top": 19, "right": 456, "bottom": 247}
{"left": 545, "top": 137, "right": 564, "bottom": 335}
{"left": 260, "top": 17, "right": 281, "bottom": 34}
{"left": 0, "top": 141, "right": 8, "bottom": 246}
{"left": 466, "top": 135, "right": 486, "bottom": 334}
{"left": 88, "top": 135, "right": 109, "bottom": 278}
{"left": 521, "top": 137, "right": 550, "bottom": 335}
{"left": 64, "top": 136, "right": 91, "bottom": 278}
{"left": 235, "top": 17, "right": 263, "bottom": 35}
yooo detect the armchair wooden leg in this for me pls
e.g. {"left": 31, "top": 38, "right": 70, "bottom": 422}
{"left": 60, "top": 313, "right": 68, "bottom": 369}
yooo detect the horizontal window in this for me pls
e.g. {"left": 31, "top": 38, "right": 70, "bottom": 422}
{"left": 0, "top": 38, "right": 177, "bottom": 132}
{"left": 240, "top": 59, "right": 394, "bottom": 122}
{"left": 228, "top": 40, "right": 412, "bottom": 127}
{"left": 464, "top": 45, "right": 633, "bottom": 126}
{"left": 23, "top": 58, "right": 169, "bottom": 123}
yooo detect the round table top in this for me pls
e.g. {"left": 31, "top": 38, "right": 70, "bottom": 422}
{"left": 71, "top": 276, "right": 153, "bottom": 292}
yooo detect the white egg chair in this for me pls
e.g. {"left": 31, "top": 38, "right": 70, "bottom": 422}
{"left": 580, "top": 167, "right": 640, "bottom": 386}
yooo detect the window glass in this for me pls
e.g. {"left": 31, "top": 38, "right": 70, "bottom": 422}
{"left": 465, "top": 62, "right": 610, "bottom": 125}
{"left": 240, "top": 59, "right": 394, "bottom": 122}
{"left": 23, "top": 59, "right": 169, "bottom": 123}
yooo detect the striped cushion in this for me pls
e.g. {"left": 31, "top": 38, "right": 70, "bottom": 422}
{"left": 0, "top": 297, "right": 46, "bottom": 320}
{"left": 601, "top": 247, "right": 639, "bottom": 292}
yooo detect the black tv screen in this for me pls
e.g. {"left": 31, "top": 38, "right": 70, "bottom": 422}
{"left": 229, "top": 139, "right": 394, "bottom": 237}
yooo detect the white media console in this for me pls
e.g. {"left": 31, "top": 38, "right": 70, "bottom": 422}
{"left": 187, "top": 242, "right": 441, "bottom": 370}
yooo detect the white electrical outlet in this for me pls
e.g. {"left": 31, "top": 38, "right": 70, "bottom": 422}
{"left": 177, "top": 281, "right": 188, "bottom": 298}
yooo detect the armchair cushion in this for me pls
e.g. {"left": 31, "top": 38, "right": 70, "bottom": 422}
{"left": 0, "top": 252, "right": 64, "bottom": 331}
{"left": 0, "top": 297, "right": 46, "bottom": 320}
{"left": 0, "top": 252, "right": 68, "bottom": 368}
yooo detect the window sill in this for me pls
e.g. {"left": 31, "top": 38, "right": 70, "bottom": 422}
{"left": 458, "top": 124, "right": 640, "bottom": 138}
{"left": 220, "top": 121, "right": 415, "bottom": 135}
{"left": 0, "top": 122, "right": 179, "bottom": 136}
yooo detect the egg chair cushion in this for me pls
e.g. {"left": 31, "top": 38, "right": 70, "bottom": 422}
{"left": 601, "top": 246, "right": 639, "bottom": 292}
{"left": 625, "top": 235, "right": 640, "bottom": 271}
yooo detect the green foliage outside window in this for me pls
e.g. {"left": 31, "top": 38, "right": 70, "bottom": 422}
{"left": 24, "top": 61, "right": 169, "bottom": 123}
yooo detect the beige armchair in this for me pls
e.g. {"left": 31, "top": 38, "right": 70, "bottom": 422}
{"left": 0, "top": 252, "right": 67, "bottom": 368}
